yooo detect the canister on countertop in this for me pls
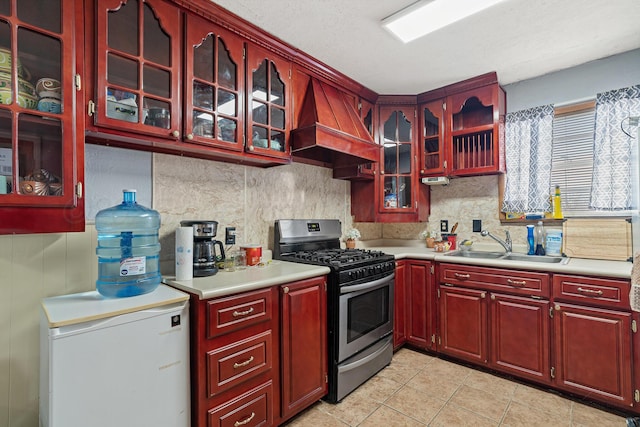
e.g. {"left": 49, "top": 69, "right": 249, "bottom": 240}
{"left": 545, "top": 229, "right": 563, "bottom": 256}
{"left": 241, "top": 244, "right": 262, "bottom": 266}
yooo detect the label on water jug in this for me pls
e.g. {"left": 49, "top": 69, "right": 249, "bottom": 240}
{"left": 120, "top": 256, "right": 146, "bottom": 276}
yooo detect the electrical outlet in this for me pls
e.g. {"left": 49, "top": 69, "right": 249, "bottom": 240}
{"left": 225, "top": 227, "right": 236, "bottom": 245}
{"left": 473, "top": 219, "right": 482, "bottom": 232}
{"left": 440, "top": 220, "right": 448, "bottom": 233}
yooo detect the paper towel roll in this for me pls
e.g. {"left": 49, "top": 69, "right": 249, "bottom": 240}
{"left": 175, "top": 226, "right": 193, "bottom": 281}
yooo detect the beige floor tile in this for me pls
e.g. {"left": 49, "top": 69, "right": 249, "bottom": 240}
{"left": 571, "top": 401, "right": 628, "bottom": 427}
{"left": 359, "top": 405, "right": 427, "bottom": 427}
{"left": 391, "top": 348, "right": 435, "bottom": 368}
{"left": 423, "top": 358, "right": 472, "bottom": 383}
{"left": 316, "top": 392, "right": 380, "bottom": 426}
{"left": 405, "top": 369, "right": 463, "bottom": 401}
{"left": 283, "top": 403, "right": 349, "bottom": 426}
{"left": 502, "top": 401, "right": 571, "bottom": 427}
{"left": 448, "top": 384, "right": 510, "bottom": 421}
{"left": 384, "top": 385, "right": 447, "bottom": 425}
{"left": 376, "top": 360, "right": 423, "bottom": 384}
{"left": 429, "top": 402, "right": 499, "bottom": 427}
{"left": 463, "top": 369, "right": 518, "bottom": 399}
{"left": 349, "top": 374, "right": 404, "bottom": 403}
{"left": 511, "top": 383, "right": 572, "bottom": 418}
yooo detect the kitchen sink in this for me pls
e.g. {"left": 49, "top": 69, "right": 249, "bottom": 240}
{"left": 500, "top": 254, "right": 568, "bottom": 264}
{"left": 445, "top": 251, "right": 569, "bottom": 264}
{"left": 445, "top": 251, "right": 506, "bottom": 259}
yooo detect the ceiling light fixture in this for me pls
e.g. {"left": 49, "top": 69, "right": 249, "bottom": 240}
{"left": 382, "top": 0, "right": 508, "bottom": 43}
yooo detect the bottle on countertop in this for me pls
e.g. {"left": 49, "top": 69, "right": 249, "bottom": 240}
{"left": 545, "top": 229, "right": 563, "bottom": 256}
{"left": 535, "top": 221, "right": 546, "bottom": 256}
{"left": 527, "top": 225, "right": 535, "bottom": 255}
{"left": 552, "top": 185, "right": 564, "bottom": 219}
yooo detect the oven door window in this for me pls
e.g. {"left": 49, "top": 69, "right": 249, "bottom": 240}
{"left": 347, "top": 286, "right": 390, "bottom": 343}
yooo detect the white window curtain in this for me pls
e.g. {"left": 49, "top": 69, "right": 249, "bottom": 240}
{"left": 591, "top": 85, "right": 640, "bottom": 210}
{"left": 502, "top": 105, "right": 555, "bottom": 213}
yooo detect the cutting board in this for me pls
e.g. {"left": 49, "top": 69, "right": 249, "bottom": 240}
{"left": 563, "top": 218, "right": 632, "bottom": 262}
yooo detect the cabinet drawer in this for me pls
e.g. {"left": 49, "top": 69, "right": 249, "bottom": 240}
{"left": 208, "top": 380, "right": 272, "bottom": 427}
{"left": 440, "top": 263, "right": 549, "bottom": 297}
{"left": 552, "top": 274, "right": 630, "bottom": 309}
{"left": 207, "top": 288, "right": 273, "bottom": 338}
{"left": 207, "top": 331, "right": 273, "bottom": 397}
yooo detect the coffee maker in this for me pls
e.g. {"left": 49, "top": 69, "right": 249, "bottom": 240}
{"left": 180, "top": 220, "right": 225, "bottom": 277}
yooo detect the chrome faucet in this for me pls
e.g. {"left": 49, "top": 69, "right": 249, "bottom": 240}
{"left": 480, "top": 229, "right": 512, "bottom": 253}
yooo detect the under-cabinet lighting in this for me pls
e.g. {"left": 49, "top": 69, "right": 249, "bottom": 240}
{"left": 382, "top": 0, "right": 508, "bottom": 43}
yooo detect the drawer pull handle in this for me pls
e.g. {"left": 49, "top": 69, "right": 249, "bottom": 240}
{"left": 454, "top": 273, "right": 470, "bottom": 279}
{"left": 234, "top": 412, "right": 255, "bottom": 426}
{"left": 233, "top": 356, "right": 255, "bottom": 369}
{"left": 232, "top": 307, "right": 255, "bottom": 317}
{"left": 507, "top": 279, "right": 527, "bottom": 286}
{"left": 577, "top": 287, "right": 603, "bottom": 296}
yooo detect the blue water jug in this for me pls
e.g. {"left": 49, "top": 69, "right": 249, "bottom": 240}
{"left": 95, "top": 189, "right": 161, "bottom": 297}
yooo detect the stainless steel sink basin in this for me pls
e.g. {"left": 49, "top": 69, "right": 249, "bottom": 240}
{"left": 445, "top": 251, "right": 505, "bottom": 259}
{"left": 444, "top": 251, "right": 569, "bottom": 264}
{"left": 500, "top": 254, "right": 568, "bottom": 264}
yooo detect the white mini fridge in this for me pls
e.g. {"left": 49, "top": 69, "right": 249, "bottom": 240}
{"left": 40, "top": 284, "right": 191, "bottom": 427}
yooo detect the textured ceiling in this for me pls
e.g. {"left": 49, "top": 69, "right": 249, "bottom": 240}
{"left": 210, "top": 0, "right": 640, "bottom": 94}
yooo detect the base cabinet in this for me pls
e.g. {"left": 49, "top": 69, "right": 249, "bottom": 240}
{"left": 188, "top": 276, "right": 327, "bottom": 427}
{"left": 406, "top": 261, "right": 435, "bottom": 350}
{"left": 552, "top": 274, "right": 635, "bottom": 410}
{"left": 393, "top": 261, "right": 407, "bottom": 350}
{"left": 280, "top": 277, "right": 327, "bottom": 422}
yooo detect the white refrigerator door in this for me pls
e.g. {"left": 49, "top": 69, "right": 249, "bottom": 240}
{"left": 43, "top": 301, "right": 189, "bottom": 427}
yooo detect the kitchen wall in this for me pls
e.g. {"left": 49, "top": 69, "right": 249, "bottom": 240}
{"left": 1, "top": 49, "right": 638, "bottom": 427}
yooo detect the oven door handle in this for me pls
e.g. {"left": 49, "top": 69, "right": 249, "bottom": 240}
{"left": 339, "top": 337, "right": 392, "bottom": 373}
{"left": 340, "top": 273, "right": 395, "bottom": 294}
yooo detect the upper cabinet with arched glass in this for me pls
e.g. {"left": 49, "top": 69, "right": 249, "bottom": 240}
{"left": 0, "top": 0, "right": 84, "bottom": 234}
{"left": 93, "top": 0, "right": 182, "bottom": 139}
{"left": 184, "top": 14, "right": 244, "bottom": 151}
{"left": 245, "top": 44, "right": 291, "bottom": 160}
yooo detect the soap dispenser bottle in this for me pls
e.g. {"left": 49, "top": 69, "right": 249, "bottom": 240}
{"left": 527, "top": 225, "right": 535, "bottom": 255}
{"left": 535, "top": 221, "right": 546, "bottom": 256}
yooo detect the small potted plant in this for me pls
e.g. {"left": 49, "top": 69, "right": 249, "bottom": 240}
{"left": 344, "top": 228, "right": 361, "bottom": 249}
{"left": 420, "top": 228, "right": 436, "bottom": 248}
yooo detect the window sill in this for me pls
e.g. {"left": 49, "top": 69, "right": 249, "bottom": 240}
{"left": 500, "top": 218, "right": 566, "bottom": 226}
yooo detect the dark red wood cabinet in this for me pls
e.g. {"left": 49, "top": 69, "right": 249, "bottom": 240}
{"left": 418, "top": 72, "right": 506, "bottom": 178}
{"left": 393, "top": 260, "right": 407, "bottom": 350}
{"left": 437, "top": 263, "right": 552, "bottom": 383}
{"left": 406, "top": 260, "right": 435, "bottom": 350}
{"left": 279, "top": 277, "right": 327, "bottom": 422}
{"left": 0, "top": 0, "right": 85, "bottom": 234}
{"left": 189, "top": 276, "right": 327, "bottom": 427}
{"left": 552, "top": 274, "right": 634, "bottom": 410}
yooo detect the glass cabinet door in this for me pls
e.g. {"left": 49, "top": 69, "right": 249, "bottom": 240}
{"left": 184, "top": 15, "right": 244, "bottom": 150}
{"left": 420, "top": 99, "right": 446, "bottom": 175}
{"left": 94, "top": 0, "right": 181, "bottom": 138}
{"left": 379, "top": 106, "right": 416, "bottom": 212}
{"left": 0, "top": 0, "right": 83, "bottom": 233}
{"left": 245, "top": 44, "right": 290, "bottom": 159}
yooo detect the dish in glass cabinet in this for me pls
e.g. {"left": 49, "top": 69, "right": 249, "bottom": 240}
{"left": 20, "top": 180, "right": 49, "bottom": 196}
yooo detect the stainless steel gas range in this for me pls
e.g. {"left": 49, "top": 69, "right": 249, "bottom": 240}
{"left": 274, "top": 219, "right": 395, "bottom": 402}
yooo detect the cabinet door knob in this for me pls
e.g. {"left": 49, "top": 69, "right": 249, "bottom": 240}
{"left": 171, "top": 130, "right": 180, "bottom": 138}
{"left": 283, "top": 286, "right": 289, "bottom": 294}
{"left": 186, "top": 133, "right": 194, "bottom": 140}
{"left": 248, "top": 145, "right": 254, "bottom": 152}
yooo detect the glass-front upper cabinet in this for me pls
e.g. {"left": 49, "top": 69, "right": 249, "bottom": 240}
{"left": 93, "top": 0, "right": 181, "bottom": 139}
{"left": 379, "top": 105, "right": 416, "bottom": 213}
{"left": 184, "top": 15, "right": 244, "bottom": 150}
{"left": 420, "top": 99, "right": 446, "bottom": 176}
{"left": 245, "top": 44, "right": 290, "bottom": 160}
{"left": 358, "top": 98, "right": 375, "bottom": 177}
{"left": 0, "top": 0, "right": 84, "bottom": 233}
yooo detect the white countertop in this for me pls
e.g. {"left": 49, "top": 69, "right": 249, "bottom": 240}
{"left": 163, "top": 260, "right": 331, "bottom": 299}
{"left": 41, "top": 284, "right": 190, "bottom": 328}
{"left": 365, "top": 244, "right": 632, "bottom": 279}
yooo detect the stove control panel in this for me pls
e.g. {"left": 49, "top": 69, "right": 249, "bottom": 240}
{"left": 338, "top": 260, "right": 396, "bottom": 285}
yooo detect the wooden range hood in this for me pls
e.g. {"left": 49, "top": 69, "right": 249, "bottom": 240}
{"left": 291, "top": 78, "right": 379, "bottom": 168}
